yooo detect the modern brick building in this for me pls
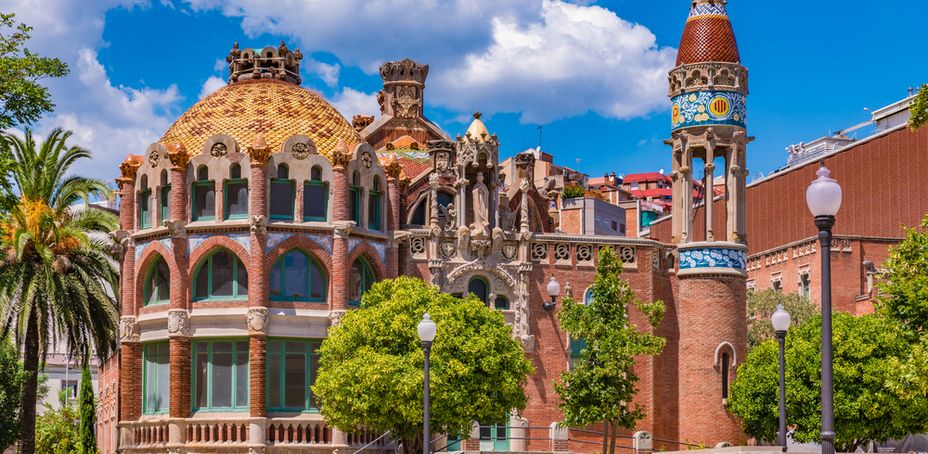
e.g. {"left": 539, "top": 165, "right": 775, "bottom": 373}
{"left": 106, "top": 1, "right": 754, "bottom": 452}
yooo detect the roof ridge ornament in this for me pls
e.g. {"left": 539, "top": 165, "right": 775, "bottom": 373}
{"left": 227, "top": 42, "right": 303, "bottom": 85}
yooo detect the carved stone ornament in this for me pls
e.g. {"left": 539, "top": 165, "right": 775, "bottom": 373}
{"left": 329, "top": 310, "right": 346, "bottom": 326}
{"left": 167, "top": 310, "right": 191, "bottom": 337}
{"left": 361, "top": 151, "right": 373, "bottom": 169}
{"left": 246, "top": 307, "right": 269, "bottom": 335}
{"left": 119, "top": 155, "right": 144, "bottom": 181}
{"left": 119, "top": 317, "right": 140, "bottom": 343}
{"left": 149, "top": 149, "right": 161, "bottom": 167}
{"left": 333, "top": 221, "right": 354, "bottom": 239}
{"left": 250, "top": 214, "right": 267, "bottom": 235}
{"left": 166, "top": 142, "right": 190, "bottom": 169}
{"left": 162, "top": 219, "right": 186, "bottom": 238}
{"left": 247, "top": 134, "right": 272, "bottom": 165}
{"left": 291, "top": 141, "right": 315, "bottom": 160}
{"left": 392, "top": 85, "right": 421, "bottom": 119}
{"left": 434, "top": 150, "right": 450, "bottom": 172}
{"left": 109, "top": 230, "right": 134, "bottom": 258}
{"left": 210, "top": 142, "right": 228, "bottom": 158}
{"left": 331, "top": 140, "right": 351, "bottom": 168}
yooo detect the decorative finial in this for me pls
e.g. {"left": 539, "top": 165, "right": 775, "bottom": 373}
{"left": 473, "top": 111, "right": 482, "bottom": 120}
{"left": 252, "top": 133, "right": 268, "bottom": 150}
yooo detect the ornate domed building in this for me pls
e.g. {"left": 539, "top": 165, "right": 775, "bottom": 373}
{"left": 110, "top": 1, "right": 750, "bottom": 452}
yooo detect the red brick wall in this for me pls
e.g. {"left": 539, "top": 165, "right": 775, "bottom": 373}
{"left": 120, "top": 343, "right": 142, "bottom": 421}
{"left": 169, "top": 337, "right": 191, "bottom": 418}
{"left": 250, "top": 336, "right": 267, "bottom": 416}
{"left": 675, "top": 276, "right": 747, "bottom": 446}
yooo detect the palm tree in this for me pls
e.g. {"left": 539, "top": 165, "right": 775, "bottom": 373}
{"left": 0, "top": 128, "right": 119, "bottom": 454}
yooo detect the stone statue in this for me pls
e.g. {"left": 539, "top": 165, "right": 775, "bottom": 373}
{"left": 470, "top": 172, "right": 490, "bottom": 236}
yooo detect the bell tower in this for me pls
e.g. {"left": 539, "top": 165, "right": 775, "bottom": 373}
{"left": 669, "top": 0, "right": 749, "bottom": 445}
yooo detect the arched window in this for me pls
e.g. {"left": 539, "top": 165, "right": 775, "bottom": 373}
{"left": 349, "top": 171, "right": 361, "bottom": 224}
{"left": 193, "top": 249, "right": 248, "bottom": 301}
{"left": 368, "top": 176, "right": 382, "bottom": 231}
{"left": 468, "top": 277, "right": 490, "bottom": 305}
{"left": 303, "top": 166, "right": 328, "bottom": 222}
{"left": 270, "top": 163, "right": 295, "bottom": 221}
{"left": 139, "top": 175, "right": 152, "bottom": 229}
{"left": 269, "top": 250, "right": 326, "bottom": 302}
{"left": 224, "top": 163, "right": 249, "bottom": 220}
{"left": 159, "top": 170, "right": 171, "bottom": 222}
{"left": 721, "top": 352, "right": 731, "bottom": 399}
{"left": 410, "top": 199, "right": 426, "bottom": 226}
{"left": 192, "top": 165, "right": 215, "bottom": 221}
{"left": 143, "top": 256, "right": 170, "bottom": 305}
{"left": 347, "top": 257, "right": 375, "bottom": 307}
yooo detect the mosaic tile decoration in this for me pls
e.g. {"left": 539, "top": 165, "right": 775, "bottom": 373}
{"left": 187, "top": 233, "right": 250, "bottom": 256}
{"left": 679, "top": 246, "right": 746, "bottom": 271}
{"left": 349, "top": 237, "right": 386, "bottom": 264}
{"left": 671, "top": 90, "right": 746, "bottom": 130}
{"left": 160, "top": 79, "right": 361, "bottom": 162}
{"left": 265, "top": 232, "right": 333, "bottom": 255}
{"left": 688, "top": 2, "right": 729, "bottom": 21}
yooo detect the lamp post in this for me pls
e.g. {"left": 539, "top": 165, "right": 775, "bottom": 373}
{"left": 805, "top": 164, "right": 842, "bottom": 454}
{"left": 418, "top": 313, "right": 437, "bottom": 454}
{"left": 771, "top": 304, "right": 791, "bottom": 452}
{"left": 545, "top": 276, "right": 561, "bottom": 311}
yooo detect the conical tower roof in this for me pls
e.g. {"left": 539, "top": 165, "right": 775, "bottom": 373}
{"left": 676, "top": 0, "right": 740, "bottom": 66}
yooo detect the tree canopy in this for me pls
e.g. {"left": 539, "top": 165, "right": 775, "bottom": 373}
{"left": 909, "top": 84, "right": 928, "bottom": 131}
{"left": 0, "top": 336, "right": 24, "bottom": 448}
{"left": 728, "top": 313, "right": 928, "bottom": 451}
{"left": 78, "top": 364, "right": 96, "bottom": 454}
{"left": 877, "top": 214, "right": 928, "bottom": 333}
{"left": 0, "top": 13, "right": 69, "bottom": 130}
{"left": 555, "top": 247, "right": 665, "bottom": 454}
{"left": 312, "top": 277, "right": 533, "bottom": 454}
{"left": 746, "top": 290, "right": 816, "bottom": 350}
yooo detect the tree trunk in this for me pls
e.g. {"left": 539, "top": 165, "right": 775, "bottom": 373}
{"left": 19, "top": 310, "right": 39, "bottom": 454}
{"left": 602, "top": 422, "right": 611, "bottom": 454}
{"left": 609, "top": 420, "right": 618, "bottom": 454}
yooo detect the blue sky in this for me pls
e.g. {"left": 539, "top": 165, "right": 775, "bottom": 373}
{"left": 6, "top": 0, "right": 927, "bottom": 181}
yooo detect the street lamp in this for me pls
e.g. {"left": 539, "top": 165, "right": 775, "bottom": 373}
{"left": 545, "top": 276, "right": 561, "bottom": 311}
{"left": 418, "top": 313, "right": 437, "bottom": 454}
{"left": 771, "top": 304, "right": 792, "bottom": 452}
{"left": 806, "top": 164, "right": 842, "bottom": 454}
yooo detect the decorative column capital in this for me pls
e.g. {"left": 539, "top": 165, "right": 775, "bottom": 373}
{"left": 167, "top": 309, "right": 192, "bottom": 337}
{"left": 246, "top": 307, "right": 269, "bottom": 335}
{"left": 328, "top": 310, "right": 346, "bottom": 326}
{"left": 331, "top": 139, "right": 351, "bottom": 170}
{"left": 247, "top": 133, "right": 272, "bottom": 167}
{"left": 166, "top": 142, "right": 190, "bottom": 170}
{"left": 116, "top": 154, "right": 144, "bottom": 193}
{"left": 384, "top": 155, "right": 403, "bottom": 181}
{"left": 119, "top": 316, "right": 140, "bottom": 343}
{"left": 333, "top": 221, "right": 355, "bottom": 239}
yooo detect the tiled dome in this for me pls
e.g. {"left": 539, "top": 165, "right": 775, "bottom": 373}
{"left": 160, "top": 78, "right": 361, "bottom": 159}
{"left": 676, "top": 0, "right": 740, "bottom": 66}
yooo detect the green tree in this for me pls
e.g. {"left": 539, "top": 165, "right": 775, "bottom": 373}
{"left": 877, "top": 214, "right": 928, "bottom": 333}
{"left": 77, "top": 364, "right": 96, "bottom": 454}
{"left": 0, "top": 336, "right": 25, "bottom": 448}
{"left": 0, "top": 128, "right": 119, "bottom": 454}
{"left": 728, "top": 313, "right": 928, "bottom": 451}
{"left": 746, "top": 290, "right": 817, "bottom": 350}
{"left": 35, "top": 392, "right": 80, "bottom": 454}
{"left": 0, "top": 13, "right": 69, "bottom": 130}
{"left": 312, "top": 277, "right": 533, "bottom": 454}
{"left": 909, "top": 84, "right": 928, "bottom": 131}
{"left": 554, "top": 247, "right": 666, "bottom": 454}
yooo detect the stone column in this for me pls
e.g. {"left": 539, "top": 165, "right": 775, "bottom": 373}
{"left": 704, "top": 137, "right": 715, "bottom": 242}
{"left": 385, "top": 159, "right": 402, "bottom": 278}
{"left": 549, "top": 422, "right": 568, "bottom": 452}
{"left": 331, "top": 141, "right": 351, "bottom": 312}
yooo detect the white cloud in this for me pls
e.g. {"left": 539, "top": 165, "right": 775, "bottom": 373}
{"left": 306, "top": 59, "right": 340, "bottom": 87}
{"left": 199, "top": 76, "right": 226, "bottom": 99}
{"left": 331, "top": 88, "right": 379, "bottom": 120}
{"left": 4, "top": 0, "right": 186, "bottom": 178}
{"left": 431, "top": 1, "right": 676, "bottom": 123}
{"left": 182, "top": 0, "right": 675, "bottom": 124}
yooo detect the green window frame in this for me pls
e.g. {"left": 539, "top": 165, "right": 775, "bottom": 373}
{"left": 266, "top": 339, "right": 321, "bottom": 412}
{"left": 143, "top": 256, "right": 170, "bottom": 306}
{"left": 368, "top": 189, "right": 382, "bottom": 231}
{"left": 468, "top": 277, "right": 490, "bottom": 306}
{"left": 223, "top": 178, "right": 249, "bottom": 220}
{"left": 479, "top": 423, "right": 510, "bottom": 451}
{"left": 494, "top": 295, "right": 510, "bottom": 311}
{"left": 303, "top": 181, "right": 328, "bottom": 222}
{"left": 349, "top": 186, "right": 361, "bottom": 224}
{"left": 192, "top": 180, "right": 216, "bottom": 221}
{"left": 139, "top": 188, "right": 152, "bottom": 229}
{"left": 269, "top": 250, "right": 327, "bottom": 302}
{"left": 192, "top": 249, "right": 249, "bottom": 301}
{"left": 348, "top": 257, "right": 375, "bottom": 307}
{"left": 192, "top": 340, "right": 249, "bottom": 412}
{"left": 160, "top": 184, "right": 171, "bottom": 222}
{"left": 270, "top": 179, "right": 296, "bottom": 220}
{"left": 143, "top": 342, "right": 170, "bottom": 414}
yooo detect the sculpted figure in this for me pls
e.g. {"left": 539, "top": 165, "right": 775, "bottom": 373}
{"left": 470, "top": 172, "right": 490, "bottom": 236}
